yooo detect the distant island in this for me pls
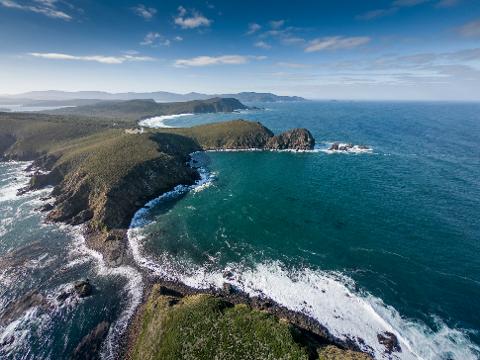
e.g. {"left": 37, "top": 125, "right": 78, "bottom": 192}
{"left": 0, "top": 90, "right": 307, "bottom": 107}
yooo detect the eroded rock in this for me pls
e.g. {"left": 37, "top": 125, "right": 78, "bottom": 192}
{"left": 266, "top": 128, "right": 315, "bottom": 150}
{"left": 71, "top": 321, "right": 110, "bottom": 360}
{"left": 377, "top": 331, "right": 401, "bottom": 353}
{"left": 0, "top": 290, "right": 48, "bottom": 326}
{"left": 74, "top": 279, "right": 93, "bottom": 298}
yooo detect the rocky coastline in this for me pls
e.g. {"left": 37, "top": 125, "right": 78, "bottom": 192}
{"left": 0, "top": 107, "right": 388, "bottom": 359}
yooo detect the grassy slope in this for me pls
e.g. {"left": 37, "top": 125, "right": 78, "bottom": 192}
{"left": 0, "top": 113, "right": 277, "bottom": 263}
{"left": 130, "top": 286, "right": 370, "bottom": 360}
{"left": 45, "top": 97, "right": 247, "bottom": 122}
{"left": 1, "top": 112, "right": 368, "bottom": 359}
{"left": 0, "top": 112, "right": 120, "bottom": 159}
{"left": 164, "top": 119, "right": 274, "bottom": 149}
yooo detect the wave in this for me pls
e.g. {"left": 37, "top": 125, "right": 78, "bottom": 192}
{"left": 321, "top": 142, "right": 374, "bottom": 154}
{"left": 65, "top": 226, "right": 144, "bottom": 360}
{"left": 138, "top": 113, "right": 193, "bottom": 128}
{"left": 0, "top": 161, "right": 143, "bottom": 360}
{"left": 126, "top": 171, "right": 480, "bottom": 360}
{"left": 0, "top": 162, "right": 31, "bottom": 203}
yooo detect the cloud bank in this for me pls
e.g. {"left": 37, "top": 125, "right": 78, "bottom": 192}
{"left": 29, "top": 52, "right": 155, "bottom": 64}
{"left": 174, "top": 55, "right": 266, "bottom": 67}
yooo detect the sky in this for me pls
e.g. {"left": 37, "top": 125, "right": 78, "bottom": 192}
{"left": 1, "top": 0, "right": 480, "bottom": 100}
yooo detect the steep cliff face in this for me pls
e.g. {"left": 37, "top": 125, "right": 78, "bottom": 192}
{"left": 1, "top": 114, "right": 316, "bottom": 264}
{"left": 172, "top": 120, "right": 315, "bottom": 151}
{"left": 175, "top": 120, "right": 274, "bottom": 150}
{"left": 266, "top": 128, "right": 315, "bottom": 150}
{"left": 36, "top": 132, "right": 201, "bottom": 264}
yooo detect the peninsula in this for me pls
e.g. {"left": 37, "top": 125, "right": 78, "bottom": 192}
{"left": 0, "top": 98, "right": 373, "bottom": 360}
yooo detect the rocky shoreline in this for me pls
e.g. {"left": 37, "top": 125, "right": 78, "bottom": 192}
{"left": 0, "top": 110, "right": 393, "bottom": 359}
{"left": 122, "top": 276, "right": 373, "bottom": 360}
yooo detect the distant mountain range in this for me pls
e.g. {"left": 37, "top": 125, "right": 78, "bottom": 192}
{"left": 0, "top": 91, "right": 306, "bottom": 105}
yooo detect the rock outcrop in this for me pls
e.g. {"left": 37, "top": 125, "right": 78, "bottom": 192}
{"left": 71, "top": 321, "right": 110, "bottom": 360}
{"left": 266, "top": 128, "right": 315, "bottom": 150}
{"left": 0, "top": 290, "right": 48, "bottom": 326}
{"left": 377, "top": 331, "right": 401, "bottom": 354}
{"left": 328, "top": 143, "right": 369, "bottom": 152}
{"left": 1, "top": 115, "right": 316, "bottom": 265}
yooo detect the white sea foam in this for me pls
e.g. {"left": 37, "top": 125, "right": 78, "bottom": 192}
{"left": 65, "top": 226, "right": 144, "bottom": 360}
{"left": 0, "top": 164, "right": 143, "bottom": 359}
{"left": 138, "top": 113, "right": 194, "bottom": 128}
{"left": 321, "top": 142, "right": 374, "bottom": 154}
{"left": 127, "top": 179, "right": 480, "bottom": 360}
{"left": 0, "top": 162, "right": 31, "bottom": 203}
{"left": 0, "top": 307, "right": 52, "bottom": 357}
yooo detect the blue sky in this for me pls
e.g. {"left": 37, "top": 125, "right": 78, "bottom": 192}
{"left": 1, "top": 0, "right": 480, "bottom": 100}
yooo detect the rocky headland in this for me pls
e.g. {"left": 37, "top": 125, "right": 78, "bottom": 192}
{"left": 0, "top": 100, "right": 383, "bottom": 359}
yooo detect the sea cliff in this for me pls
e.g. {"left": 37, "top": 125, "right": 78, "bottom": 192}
{"left": 0, "top": 104, "right": 377, "bottom": 359}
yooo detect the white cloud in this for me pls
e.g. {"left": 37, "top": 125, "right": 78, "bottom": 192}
{"left": 174, "top": 6, "right": 211, "bottom": 29}
{"left": 140, "top": 32, "right": 170, "bottom": 46}
{"left": 174, "top": 55, "right": 266, "bottom": 67}
{"left": 0, "top": 0, "right": 72, "bottom": 20}
{"left": 174, "top": 36, "right": 183, "bottom": 41}
{"left": 277, "top": 62, "right": 310, "bottom": 68}
{"left": 305, "top": 36, "right": 370, "bottom": 53}
{"left": 29, "top": 52, "right": 155, "bottom": 64}
{"left": 132, "top": 4, "right": 157, "bottom": 20}
{"left": 254, "top": 41, "right": 271, "bottom": 49}
{"left": 458, "top": 18, "right": 480, "bottom": 37}
{"left": 269, "top": 19, "right": 285, "bottom": 29}
{"left": 356, "top": 7, "right": 398, "bottom": 20}
{"left": 246, "top": 23, "right": 261, "bottom": 35}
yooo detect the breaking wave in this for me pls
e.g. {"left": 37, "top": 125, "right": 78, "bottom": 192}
{"left": 126, "top": 165, "right": 480, "bottom": 360}
{"left": 138, "top": 113, "right": 194, "bottom": 128}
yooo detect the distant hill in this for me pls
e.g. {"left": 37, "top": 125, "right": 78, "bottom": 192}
{"left": 45, "top": 97, "right": 248, "bottom": 121}
{"left": 0, "top": 90, "right": 306, "bottom": 104}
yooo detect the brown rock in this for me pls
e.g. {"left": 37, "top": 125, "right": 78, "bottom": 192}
{"left": 377, "top": 331, "right": 401, "bottom": 353}
{"left": 71, "top": 321, "right": 110, "bottom": 360}
{"left": 266, "top": 128, "right": 315, "bottom": 150}
{"left": 74, "top": 279, "right": 93, "bottom": 298}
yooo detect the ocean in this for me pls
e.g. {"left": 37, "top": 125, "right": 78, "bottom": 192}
{"left": 1, "top": 101, "right": 480, "bottom": 359}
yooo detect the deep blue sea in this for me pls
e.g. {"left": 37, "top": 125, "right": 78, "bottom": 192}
{"left": 1, "top": 101, "right": 480, "bottom": 359}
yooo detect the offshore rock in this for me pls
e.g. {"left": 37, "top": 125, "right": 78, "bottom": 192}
{"left": 266, "top": 128, "right": 315, "bottom": 150}
{"left": 71, "top": 321, "right": 110, "bottom": 360}
{"left": 0, "top": 290, "right": 48, "bottom": 326}
{"left": 74, "top": 279, "right": 93, "bottom": 298}
{"left": 377, "top": 331, "right": 401, "bottom": 354}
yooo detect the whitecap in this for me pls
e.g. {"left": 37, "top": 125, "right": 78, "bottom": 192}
{"left": 138, "top": 113, "right": 194, "bottom": 128}
{"left": 65, "top": 226, "right": 144, "bottom": 360}
{"left": 321, "top": 142, "right": 373, "bottom": 155}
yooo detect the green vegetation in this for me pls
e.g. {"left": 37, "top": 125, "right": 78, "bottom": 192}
{"left": 0, "top": 112, "right": 280, "bottom": 263}
{"left": 45, "top": 97, "right": 247, "bottom": 122}
{"left": 163, "top": 119, "right": 274, "bottom": 149}
{"left": 130, "top": 286, "right": 371, "bottom": 360}
{"left": 131, "top": 288, "right": 309, "bottom": 360}
{"left": 0, "top": 112, "right": 119, "bottom": 159}
{"left": 318, "top": 346, "right": 371, "bottom": 360}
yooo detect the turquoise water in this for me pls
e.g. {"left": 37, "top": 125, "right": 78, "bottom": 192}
{"left": 131, "top": 101, "right": 480, "bottom": 359}
{"left": 1, "top": 101, "right": 480, "bottom": 359}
